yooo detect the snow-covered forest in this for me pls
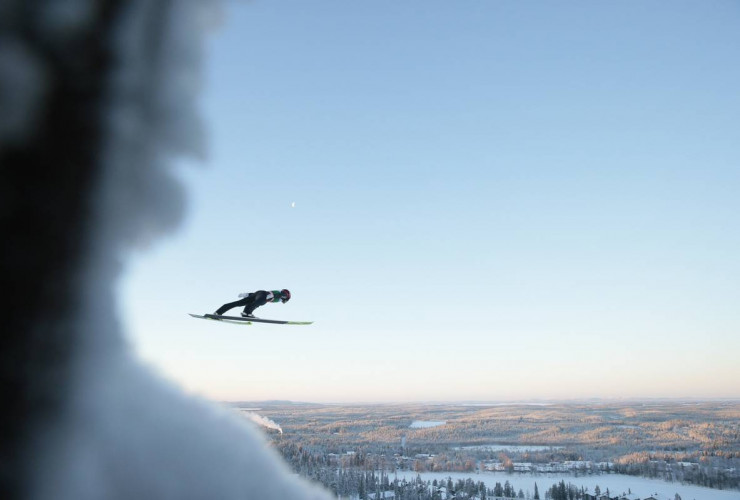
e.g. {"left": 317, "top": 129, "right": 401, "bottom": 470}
{"left": 231, "top": 401, "right": 740, "bottom": 498}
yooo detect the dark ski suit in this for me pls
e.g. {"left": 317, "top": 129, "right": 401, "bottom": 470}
{"left": 215, "top": 290, "right": 271, "bottom": 316}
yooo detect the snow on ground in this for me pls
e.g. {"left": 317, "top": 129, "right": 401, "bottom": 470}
{"left": 391, "top": 471, "right": 740, "bottom": 500}
{"left": 409, "top": 420, "right": 447, "bottom": 429}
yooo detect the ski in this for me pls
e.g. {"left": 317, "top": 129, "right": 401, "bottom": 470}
{"left": 189, "top": 313, "right": 313, "bottom": 325}
{"left": 188, "top": 313, "right": 252, "bottom": 325}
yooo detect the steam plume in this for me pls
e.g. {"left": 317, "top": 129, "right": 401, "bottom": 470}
{"left": 245, "top": 412, "right": 284, "bottom": 435}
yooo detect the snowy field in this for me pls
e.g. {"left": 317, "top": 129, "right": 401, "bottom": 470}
{"left": 391, "top": 471, "right": 740, "bottom": 500}
{"left": 409, "top": 420, "right": 447, "bottom": 429}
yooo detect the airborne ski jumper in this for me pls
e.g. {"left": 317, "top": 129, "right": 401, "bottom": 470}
{"left": 189, "top": 288, "right": 312, "bottom": 325}
{"left": 215, "top": 289, "right": 291, "bottom": 318}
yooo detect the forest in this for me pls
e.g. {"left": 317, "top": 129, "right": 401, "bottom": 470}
{"left": 227, "top": 400, "right": 740, "bottom": 495}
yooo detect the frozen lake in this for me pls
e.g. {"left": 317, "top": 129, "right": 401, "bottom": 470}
{"left": 409, "top": 420, "right": 446, "bottom": 429}
{"left": 390, "top": 470, "right": 740, "bottom": 500}
{"left": 453, "top": 444, "right": 563, "bottom": 452}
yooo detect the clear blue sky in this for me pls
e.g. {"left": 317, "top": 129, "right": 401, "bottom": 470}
{"left": 121, "top": 1, "right": 740, "bottom": 402}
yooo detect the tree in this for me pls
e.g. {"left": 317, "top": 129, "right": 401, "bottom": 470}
{"left": 494, "top": 482, "right": 503, "bottom": 497}
{"left": 504, "top": 480, "right": 513, "bottom": 498}
{"left": 594, "top": 485, "right": 600, "bottom": 496}
{"left": 359, "top": 475, "right": 366, "bottom": 500}
{"left": 534, "top": 482, "right": 540, "bottom": 500}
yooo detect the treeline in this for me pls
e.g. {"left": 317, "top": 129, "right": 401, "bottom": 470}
{"left": 276, "top": 443, "right": 529, "bottom": 499}
{"left": 276, "top": 442, "right": 481, "bottom": 474}
{"left": 613, "top": 460, "right": 739, "bottom": 490}
{"left": 275, "top": 441, "right": 740, "bottom": 493}
{"left": 307, "top": 470, "right": 529, "bottom": 500}
{"left": 543, "top": 481, "right": 618, "bottom": 500}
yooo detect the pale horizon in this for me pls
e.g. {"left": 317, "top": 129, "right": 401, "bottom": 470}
{"left": 215, "top": 397, "right": 740, "bottom": 405}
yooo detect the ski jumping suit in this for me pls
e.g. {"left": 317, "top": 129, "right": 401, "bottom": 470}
{"left": 215, "top": 290, "right": 285, "bottom": 316}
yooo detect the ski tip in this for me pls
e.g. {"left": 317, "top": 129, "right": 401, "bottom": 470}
{"left": 189, "top": 313, "right": 223, "bottom": 320}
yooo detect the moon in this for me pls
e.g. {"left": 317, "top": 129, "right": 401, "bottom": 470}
{"left": 291, "top": 202, "right": 296, "bottom": 208}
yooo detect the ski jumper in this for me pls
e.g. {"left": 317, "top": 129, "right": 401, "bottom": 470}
{"left": 215, "top": 290, "right": 285, "bottom": 316}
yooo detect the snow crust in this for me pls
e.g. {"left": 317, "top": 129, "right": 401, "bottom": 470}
{"left": 26, "top": 2, "right": 330, "bottom": 499}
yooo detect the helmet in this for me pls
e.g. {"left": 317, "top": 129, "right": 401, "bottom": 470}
{"left": 280, "top": 289, "right": 291, "bottom": 303}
